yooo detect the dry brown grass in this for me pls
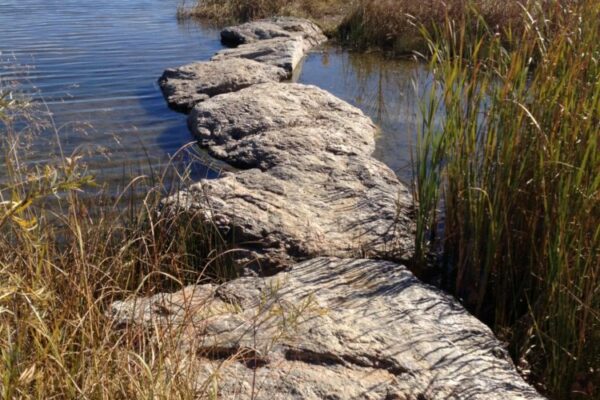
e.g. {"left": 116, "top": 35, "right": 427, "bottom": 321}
{"left": 0, "top": 83, "right": 241, "bottom": 398}
{"left": 186, "top": 0, "right": 351, "bottom": 35}
{"left": 339, "top": 0, "right": 525, "bottom": 54}
{"left": 187, "top": 0, "right": 531, "bottom": 53}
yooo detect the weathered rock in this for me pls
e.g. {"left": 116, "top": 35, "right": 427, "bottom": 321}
{"left": 163, "top": 83, "right": 415, "bottom": 273}
{"left": 145, "top": 18, "right": 543, "bottom": 399}
{"left": 166, "top": 157, "right": 413, "bottom": 273}
{"left": 214, "top": 17, "right": 327, "bottom": 74}
{"left": 188, "top": 82, "right": 377, "bottom": 164}
{"left": 110, "top": 257, "right": 545, "bottom": 400}
{"left": 220, "top": 16, "right": 327, "bottom": 49}
{"left": 212, "top": 36, "right": 306, "bottom": 74}
{"left": 159, "top": 58, "right": 288, "bottom": 112}
{"left": 159, "top": 17, "right": 326, "bottom": 112}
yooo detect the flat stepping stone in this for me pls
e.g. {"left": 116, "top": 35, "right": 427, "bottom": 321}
{"left": 189, "top": 82, "right": 377, "bottom": 164}
{"left": 159, "top": 58, "right": 288, "bottom": 113}
{"left": 220, "top": 16, "right": 327, "bottom": 49}
{"left": 110, "top": 257, "right": 545, "bottom": 400}
{"left": 160, "top": 17, "right": 327, "bottom": 111}
{"left": 212, "top": 36, "right": 306, "bottom": 74}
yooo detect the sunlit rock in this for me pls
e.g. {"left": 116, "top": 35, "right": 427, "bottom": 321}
{"left": 111, "top": 257, "right": 545, "bottom": 400}
{"left": 159, "top": 58, "right": 288, "bottom": 112}
{"left": 165, "top": 83, "right": 415, "bottom": 273}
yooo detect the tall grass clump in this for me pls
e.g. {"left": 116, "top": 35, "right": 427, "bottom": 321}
{"left": 187, "top": 0, "right": 528, "bottom": 55}
{"left": 0, "top": 82, "right": 244, "bottom": 397}
{"left": 339, "top": 0, "right": 526, "bottom": 55}
{"left": 415, "top": 0, "right": 599, "bottom": 397}
{"left": 186, "top": 0, "right": 348, "bottom": 32}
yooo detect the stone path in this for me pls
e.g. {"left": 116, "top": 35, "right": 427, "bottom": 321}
{"left": 111, "top": 17, "right": 545, "bottom": 399}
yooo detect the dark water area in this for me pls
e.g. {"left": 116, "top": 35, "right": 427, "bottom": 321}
{"left": 299, "top": 49, "right": 427, "bottom": 181}
{"left": 0, "top": 0, "right": 426, "bottom": 192}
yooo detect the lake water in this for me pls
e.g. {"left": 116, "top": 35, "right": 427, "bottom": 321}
{"left": 0, "top": 0, "right": 425, "bottom": 191}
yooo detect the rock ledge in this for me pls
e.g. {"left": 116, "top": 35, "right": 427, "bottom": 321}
{"left": 111, "top": 258, "right": 545, "bottom": 400}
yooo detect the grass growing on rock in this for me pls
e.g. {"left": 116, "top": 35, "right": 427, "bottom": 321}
{"left": 414, "top": 0, "right": 599, "bottom": 397}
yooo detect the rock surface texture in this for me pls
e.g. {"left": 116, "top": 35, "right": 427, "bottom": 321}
{"left": 159, "top": 58, "right": 287, "bottom": 113}
{"left": 159, "top": 17, "right": 327, "bottom": 111}
{"left": 220, "top": 17, "right": 327, "bottom": 48}
{"left": 165, "top": 82, "right": 415, "bottom": 273}
{"left": 119, "top": 17, "right": 546, "bottom": 399}
{"left": 212, "top": 36, "right": 306, "bottom": 73}
{"left": 111, "top": 258, "right": 545, "bottom": 400}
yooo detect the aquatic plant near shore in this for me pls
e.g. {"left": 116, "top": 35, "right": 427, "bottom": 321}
{"left": 414, "top": 0, "right": 599, "bottom": 397}
{"left": 0, "top": 85, "right": 244, "bottom": 397}
{"left": 186, "top": 0, "right": 528, "bottom": 54}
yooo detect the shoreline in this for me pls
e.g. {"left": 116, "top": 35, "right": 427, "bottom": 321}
{"left": 110, "top": 16, "right": 546, "bottom": 399}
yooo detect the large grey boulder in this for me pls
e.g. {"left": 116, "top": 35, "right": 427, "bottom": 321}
{"left": 110, "top": 257, "right": 545, "bottom": 400}
{"left": 159, "top": 17, "right": 327, "bottom": 112}
{"left": 164, "top": 83, "right": 415, "bottom": 273}
{"left": 212, "top": 36, "right": 306, "bottom": 74}
{"left": 159, "top": 58, "right": 288, "bottom": 112}
{"left": 165, "top": 155, "right": 413, "bottom": 273}
{"left": 188, "top": 82, "right": 377, "bottom": 164}
{"left": 220, "top": 16, "right": 327, "bottom": 49}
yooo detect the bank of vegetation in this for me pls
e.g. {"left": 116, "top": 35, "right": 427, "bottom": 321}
{"left": 0, "top": 0, "right": 597, "bottom": 398}
{"left": 414, "top": 1, "right": 599, "bottom": 397}
{"left": 0, "top": 91, "right": 233, "bottom": 397}
{"left": 184, "top": 0, "right": 526, "bottom": 55}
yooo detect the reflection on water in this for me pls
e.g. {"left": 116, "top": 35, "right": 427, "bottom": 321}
{"left": 0, "top": 0, "right": 227, "bottom": 190}
{"left": 1, "top": 0, "right": 426, "bottom": 191}
{"left": 299, "top": 48, "right": 431, "bottom": 183}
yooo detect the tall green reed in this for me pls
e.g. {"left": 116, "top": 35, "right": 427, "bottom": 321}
{"left": 415, "top": 0, "right": 599, "bottom": 397}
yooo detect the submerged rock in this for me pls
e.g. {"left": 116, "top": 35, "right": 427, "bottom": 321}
{"left": 159, "top": 58, "right": 288, "bottom": 113}
{"left": 110, "top": 257, "right": 545, "bottom": 400}
{"left": 220, "top": 16, "right": 327, "bottom": 49}
{"left": 164, "top": 83, "right": 415, "bottom": 273}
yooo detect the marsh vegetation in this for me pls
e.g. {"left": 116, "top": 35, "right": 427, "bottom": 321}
{"left": 0, "top": 0, "right": 597, "bottom": 398}
{"left": 414, "top": 1, "right": 599, "bottom": 396}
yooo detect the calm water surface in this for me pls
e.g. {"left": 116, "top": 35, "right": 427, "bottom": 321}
{"left": 0, "top": 0, "right": 425, "bottom": 189}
